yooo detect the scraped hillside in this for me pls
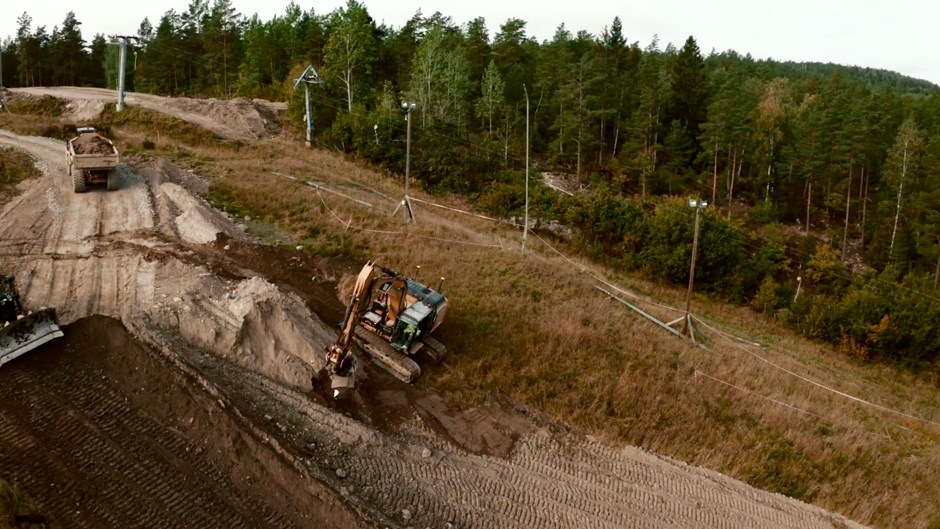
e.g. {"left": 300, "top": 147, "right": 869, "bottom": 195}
{"left": 1, "top": 88, "right": 935, "bottom": 528}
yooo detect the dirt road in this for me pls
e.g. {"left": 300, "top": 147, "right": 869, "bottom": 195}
{"left": 10, "top": 87, "right": 283, "bottom": 141}
{"left": 0, "top": 125, "right": 868, "bottom": 529}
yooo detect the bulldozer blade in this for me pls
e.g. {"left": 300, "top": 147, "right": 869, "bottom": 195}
{"left": 0, "top": 308, "right": 64, "bottom": 367}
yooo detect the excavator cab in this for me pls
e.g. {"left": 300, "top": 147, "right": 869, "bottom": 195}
{"left": 390, "top": 317, "right": 418, "bottom": 353}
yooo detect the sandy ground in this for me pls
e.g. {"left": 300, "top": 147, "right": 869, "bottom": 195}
{"left": 0, "top": 115, "right": 871, "bottom": 528}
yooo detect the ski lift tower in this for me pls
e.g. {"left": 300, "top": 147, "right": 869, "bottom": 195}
{"left": 293, "top": 65, "right": 325, "bottom": 147}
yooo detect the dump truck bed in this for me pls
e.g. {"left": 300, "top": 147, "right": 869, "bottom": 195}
{"left": 67, "top": 132, "right": 119, "bottom": 171}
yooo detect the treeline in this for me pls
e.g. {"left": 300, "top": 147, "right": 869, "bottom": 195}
{"left": 2, "top": 1, "right": 939, "bottom": 367}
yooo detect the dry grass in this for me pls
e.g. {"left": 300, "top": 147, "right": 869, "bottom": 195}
{"left": 0, "top": 147, "right": 41, "bottom": 201}
{"left": 191, "top": 135, "right": 940, "bottom": 529}
{"left": 0, "top": 479, "right": 51, "bottom": 529}
{"left": 2, "top": 108, "right": 938, "bottom": 528}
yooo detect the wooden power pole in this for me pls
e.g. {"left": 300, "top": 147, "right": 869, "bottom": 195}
{"left": 668, "top": 199, "right": 707, "bottom": 343}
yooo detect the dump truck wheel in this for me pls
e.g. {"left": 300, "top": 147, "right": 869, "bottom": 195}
{"left": 106, "top": 170, "right": 119, "bottom": 191}
{"left": 73, "top": 169, "right": 86, "bottom": 193}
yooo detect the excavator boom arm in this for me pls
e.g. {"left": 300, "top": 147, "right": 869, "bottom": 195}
{"left": 324, "top": 260, "right": 382, "bottom": 397}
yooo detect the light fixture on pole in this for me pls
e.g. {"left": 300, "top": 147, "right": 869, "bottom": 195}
{"left": 522, "top": 84, "right": 530, "bottom": 252}
{"left": 392, "top": 102, "right": 416, "bottom": 222}
{"left": 668, "top": 198, "right": 707, "bottom": 342}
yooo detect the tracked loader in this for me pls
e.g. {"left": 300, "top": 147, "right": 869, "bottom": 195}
{"left": 0, "top": 276, "right": 63, "bottom": 366}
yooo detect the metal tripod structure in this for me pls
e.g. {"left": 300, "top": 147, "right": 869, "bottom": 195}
{"left": 391, "top": 102, "right": 416, "bottom": 223}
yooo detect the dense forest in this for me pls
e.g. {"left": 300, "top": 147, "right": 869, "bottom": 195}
{"left": 2, "top": 0, "right": 939, "bottom": 369}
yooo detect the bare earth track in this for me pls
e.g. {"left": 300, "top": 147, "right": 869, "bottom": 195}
{"left": 0, "top": 96, "right": 869, "bottom": 529}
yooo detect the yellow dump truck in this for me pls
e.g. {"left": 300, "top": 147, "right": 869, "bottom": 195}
{"left": 66, "top": 127, "right": 120, "bottom": 192}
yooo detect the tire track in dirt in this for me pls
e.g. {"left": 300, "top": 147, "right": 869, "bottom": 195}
{"left": 0, "top": 130, "right": 157, "bottom": 323}
{"left": 0, "top": 329, "right": 301, "bottom": 529}
{"left": 192, "top": 351, "right": 866, "bottom": 529}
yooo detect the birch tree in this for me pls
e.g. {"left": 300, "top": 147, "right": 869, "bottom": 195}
{"left": 475, "top": 59, "right": 504, "bottom": 134}
{"left": 884, "top": 118, "right": 924, "bottom": 259}
{"left": 324, "top": 0, "right": 375, "bottom": 112}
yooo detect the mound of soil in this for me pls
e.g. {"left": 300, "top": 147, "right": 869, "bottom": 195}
{"left": 10, "top": 87, "right": 285, "bottom": 141}
{"left": 71, "top": 134, "right": 114, "bottom": 155}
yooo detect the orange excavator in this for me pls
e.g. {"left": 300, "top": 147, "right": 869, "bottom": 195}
{"left": 324, "top": 260, "right": 448, "bottom": 398}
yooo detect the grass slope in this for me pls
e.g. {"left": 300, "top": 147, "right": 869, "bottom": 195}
{"left": 196, "top": 134, "right": 940, "bottom": 529}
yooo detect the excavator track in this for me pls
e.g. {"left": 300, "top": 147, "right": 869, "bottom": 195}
{"left": 353, "top": 326, "right": 421, "bottom": 383}
{"left": 421, "top": 335, "right": 448, "bottom": 363}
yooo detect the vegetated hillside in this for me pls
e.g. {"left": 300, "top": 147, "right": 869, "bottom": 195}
{"left": 4, "top": 6, "right": 939, "bottom": 373}
{"left": 714, "top": 56, "right": 940, "bottom": 96}
{"left": 7, "top": 98, "right": 927, "bottom": 528}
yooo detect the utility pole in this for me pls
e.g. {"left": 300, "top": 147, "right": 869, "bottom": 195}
{"left": 292, "top": 65, "right": 324, "bottom": 147}
{"left": 0, "top": 47, "right": 7, "bottom": 113}
{"left": 522, "top": 84, "right": 530, "bottom": 253}
{"left": 109, "top": 36, "right": 137, "bottom": 112}
{"left": 668, "top": 199, "right": 707, "bottom": 342}
{"left": 392, "top": 102, "right": 416, "bottom": 222}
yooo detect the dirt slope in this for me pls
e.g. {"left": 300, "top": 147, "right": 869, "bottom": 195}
{"left": 0, "top": 125, "right": 869, "bottom": 529}
{"left": 9, "top": 86, "right": 283, "bottom": 141}
{"left": 0, "top": 317, "right": 362, "bottom": 529}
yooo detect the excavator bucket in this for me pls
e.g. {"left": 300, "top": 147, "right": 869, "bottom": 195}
{"left": 329, "top": 356, "right": 357, "bottom": 399}
{"left": 0, "top": 308, "right": 64, "bottom": 367}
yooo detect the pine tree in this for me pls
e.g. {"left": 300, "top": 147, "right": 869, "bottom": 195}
{"left": 492, "top": 18, "right": 533, "bottom": 106}
{"left": 621, "top": 39, "right": 668, "bottom": 200}
{"left": 202, "top": 0, "right": 243, "bottom": 96}
{"left": 83, "top": 34, "right": 107, "bottom": 87}
{"left": 48, "top": 12, "right": 84, "bottom": 86}
{"left": 137, "top": 10, "right": 184, "bottom": 94}
{"left": 463, "top": 16, "right": 491, "bottom": 111}
{"left": 664, "top": 36, "right": 708, "bottom": 171}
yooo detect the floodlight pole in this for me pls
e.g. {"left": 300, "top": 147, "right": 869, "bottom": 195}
{"left": 522, "top": 84, "right": 530, "bottom": 253}
{"left": 392, "top": 102, "right": 416, "bottom": 222}
{"left": 668, "top": 198, "right": 707, "bottom": 341}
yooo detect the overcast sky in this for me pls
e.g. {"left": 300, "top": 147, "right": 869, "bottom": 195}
{"left": 3, "top": 0, "right": 938, "bottom": 86}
